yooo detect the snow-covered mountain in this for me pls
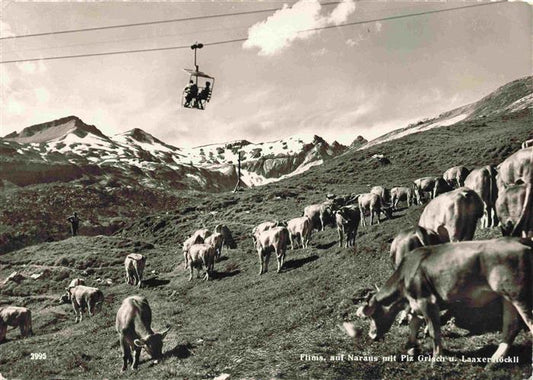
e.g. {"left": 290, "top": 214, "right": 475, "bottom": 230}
{"left": 1, "top": 116, "right": 353, "bottom": 191}
{"left": 360, "top": 76, "right": 532, "bottom": 150}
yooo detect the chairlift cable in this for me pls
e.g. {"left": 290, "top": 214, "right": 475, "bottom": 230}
{"left": 0, "top": 1, "right": 506, "bottom": 65}
{"left": 0, "top": 1, "right": 343, "bottom": 41}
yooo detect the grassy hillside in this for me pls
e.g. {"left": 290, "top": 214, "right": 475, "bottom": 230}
{"left": 0, "top": 110, "right": 532, "bottom": 380}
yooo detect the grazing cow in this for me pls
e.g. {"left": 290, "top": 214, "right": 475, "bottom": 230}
{"left": 215, "top": 224, "right": 237, "bottom": 251}
{"left": 255, "top": 227, "right": 290, "bottom": 275}
{"left": 432, "top": 177, "right": 453, "bottom": 199}
{"left": 418, "top": 187, "right": 484, "bottom": 243}
{"left": 205, "top": 232, "right": 224, "bottom": 260}
{"left": 443, "top": 166, "right": 470, "bottom": 188}
{"left": 496, "top": 147, "right": 532, "bottom": 237}
{"left": 64, "top": 285, "right": 104, "bottom": 323}
{"left": 335, "top": 206, "right": 361, "bottom": 248}
{"left": 182, "top": 234, "right": 204, "bottom": 269}
{"left": 115, "top": 296, "right": 170, "bottom": 371}
{"left": 59, "top": 278, "right": 87, "bottom": 303}
{"left": 357, "top": 193, "right": 391, "bottom": 227}
{"left": 287, "top": 216, "right": 312, "bottom": 249}
{"left": 125, "top": 254, "right": 146, "bottom": 288}
{"left": 252, "top": 221, "right": 278, "bottom": 244}
{"left": 522, "top": 139, "right": 533, "bottom": 149}
{"left": 370, "top": 186, "right": 390, "bottom": 204}
{"left": 390, "top": 187, "right": 413, "bottom": 210}
{"left": 304, "top": 201, "right": 336, "bottom": 231}
{"left": 389, "top": 227, "right": 441, "bottom": 270}
{"left": 464, "top": 165, "right": 498, "bottom": 228}
{"left": 186, "top": 243, "right": 215, "bottom": 281}
{"left": 497, "top": 147, "right": 533, "bottom": 187}
{"left": 357, "top": 238, "right": 533, "bottom": 363}
{"left": 0, "top": 306, "right": 33, "bottom": 342}
{"left": 496, "top": 184, "right": 533, "bottom": 238}
{"left": 413, "top": 177, "right": 437, "bottom": 204}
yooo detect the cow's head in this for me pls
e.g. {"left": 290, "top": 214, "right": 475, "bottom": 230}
{"left": 134, "top": 327, "right": 171, "bottom": 362}
{"left": 356, "top": 296, "right": 404, "bottom": 341}
{"left": 60, "top": 286, "right": 74, "bottom": 303}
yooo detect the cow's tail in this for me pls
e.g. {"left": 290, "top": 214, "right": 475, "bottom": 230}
{"left": 512, "top": 183, "right": 532, "bottom": 237}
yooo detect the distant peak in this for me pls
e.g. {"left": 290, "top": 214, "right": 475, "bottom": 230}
{"left": 2, "top": 115, "right": 107, "bottom": 143}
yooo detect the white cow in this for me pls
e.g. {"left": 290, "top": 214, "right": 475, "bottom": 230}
{"left": 64, "top": 285, "right": 104, "bottom": 323}
{"left": 255, "top": 227, "right": 290, "bottom": 275}
{"left": 0, "top": 306, "right": 33, "bottom": 342}
{"left": 115, "top": 296, "right": 170, "bottom": 371}
{"left": 287, "top": 216, "right": 312, "bottom": 249}
{"left": 125, "top": 254, "right": 146, "bottom": 288}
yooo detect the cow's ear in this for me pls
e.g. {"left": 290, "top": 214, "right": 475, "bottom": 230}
{"left": 134, "top": 339, "right": 146, "bottom": 347}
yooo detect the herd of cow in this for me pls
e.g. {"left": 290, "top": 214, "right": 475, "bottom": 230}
{"left": 0, "top": 143, "right": 531, "bottom": 373}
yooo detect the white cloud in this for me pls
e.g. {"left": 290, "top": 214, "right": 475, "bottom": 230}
{"left": 328, "top": 0, "right": 356, "bottom": 25}
{"left": 243, "top": 0, "right": 356, "bottom": 56}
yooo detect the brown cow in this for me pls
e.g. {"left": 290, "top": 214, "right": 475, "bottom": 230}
{"left": 304, "top": 201, "right": 336, "bottom": 231}
{"left": 413, "top": 177, "right": 437, "bottom": 204}
{"left": 115, "top": 296, "right": 170, "bottom": 371}
{"left": 418, "top": 187, "right": 483, "bottom": 243}
{"left": 370, "top": 186, "right": 390, "bottom": 204}
{"left": 186, "top": 243, "right": 216, "bottom": 281}
{"left": 357, "top": 193, "right": 391, "bottom": 227}
{"left": 335, "top": 206, "right": 361, "bottom": 248}
{"left": 125, "top": 253, "right": 146, "bottom": 288}
{"left": 182, "top": 234, "right": 204, "bottom": 269}
{"left": 464, "top": 165, "right": 498, "bottom": 228}
{"left": 255, "top": 227, "right": 290, "bottom": 275}
{"left": 64, "top": 285, "right": 104, "bottom": 323}
{"left": 443, "top": 165, "right": 470, "bottom": 188}
{"left": 390, "top": 186, "right": 413, "bottom": 209}
{"left": 0, "top": 306, "right": 33, "bottom": 342}
{"left": 496, "top": 183, "right": 533, "bottom": 238}
{"left": 496, "top": 147, "right": 532, "bottom": 237}
{"left": 287, "top": 216, "right": 312, "bottom": 249}
{"left": 357, "top": 238, "right": 533, "bottom": 364}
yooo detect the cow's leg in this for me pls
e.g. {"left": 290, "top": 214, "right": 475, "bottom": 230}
{"left": 132, "top": 347, "right": 141, "bottom": 370}
{"left": 88, "top": 300, "right": 94, "bottom": 317}
{"left": 406, "top": 314, "right": 424, "bottom": 355}
{"left": 258, "top": 250, "right": 264, "bottom": 275}
{"left": 72, "top": 300, "right": 81, "bottom": 323}
{"left": 490, "top": 299, "right": 522, "bottom": 363}
{"left": 418, "top": 299, "right": 442, "bottom": 357}
{"left": 120, "top": 338, "right": 132, "bottom": 371}
{"left": 338, "top": 228, "right": 343, "bottom": 248}
{"left": 289, "top": 233, "right": 295, "bottom": 250}
{"left": 264, "top": 252, "right": 270, "bottom": 273}
{"left": 276, "top": 248, "right": 282, "bottom": 273}
{"left": 510, "top": 299, "right": 533, "bottom": 334}
{"left": 320, "top": 216, "right": 325, "bottom": 231}
{"left": 189, "top": 265, "right": 193, "bottom": 281}
{"left": 0, "top": 324, "right": 6, "bottom": 342}
{"left": 135, "top": 266, "right": 142, "bottom": 288}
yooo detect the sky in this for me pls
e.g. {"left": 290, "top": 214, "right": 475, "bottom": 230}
{"left": 1, "top": 0, "right": 531, "bottom": 147}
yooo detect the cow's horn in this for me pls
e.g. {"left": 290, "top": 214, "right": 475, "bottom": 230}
{"left": 373, "top": 284, "right": 380, "bottom": 291}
